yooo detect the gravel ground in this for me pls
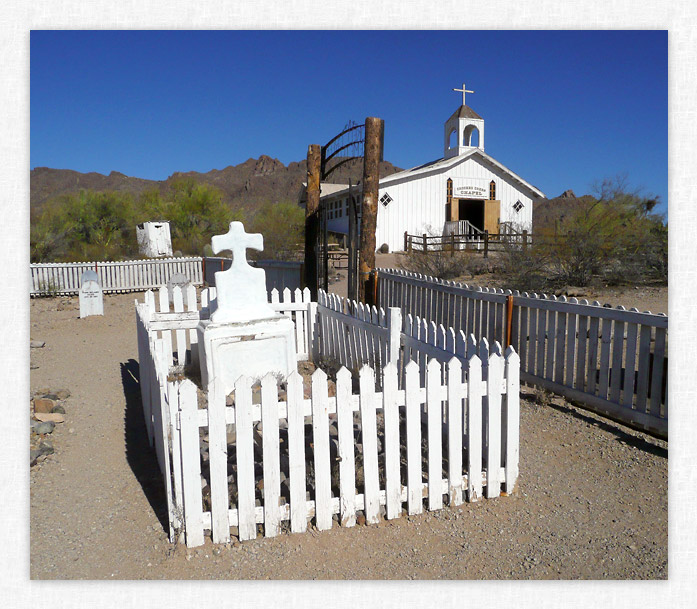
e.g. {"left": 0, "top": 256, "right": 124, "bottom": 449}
{"left": 29, "top": 291, "right": 667, "bottom": 580}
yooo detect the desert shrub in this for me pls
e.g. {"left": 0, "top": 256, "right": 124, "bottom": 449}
{"left": 537, "top": 177, "right": 667, "bottom": 287}
{"left": 496, "top": 241, "right": 553, "bottom": 293}
{"left": 400, "top": 247, "right": 475, "bottom": 280}
{"left": 247, "top": 200, "right": 304, "bottom": 261}
{"left": 378, "top": 243, "right": 389, "bottom": 254}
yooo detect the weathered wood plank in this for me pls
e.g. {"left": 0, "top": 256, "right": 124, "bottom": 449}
{"left": 336, "top": 368, "right": 356, "bottom": 526}
{"left": 261, "top": 373, "right": 282, "bottom": 537}
{"left": 359, "top": 366, "right": 380, "bottom": 524}
{"left": 311, "top": 368, "right": 333, "bottom": 531}
{"left": 383, "top": 363, "right": 402, "bottom": 520}
{"left": 287, "top": 371, "right": 307, "bottom": 533}
{"left": 235, "top": 376, "right": 257, "bottom": 542}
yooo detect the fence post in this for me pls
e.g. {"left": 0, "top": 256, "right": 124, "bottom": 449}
{"left": 404, "top": 231, "right": 408, "bottom": 252}
{"left": 422, "top": 233, "right": 427, "bottom": 253}
{"left": 505, "top": 294, "right": 514, "bottom": 348}
{"left": 387, "top": 307, "right": 402, "bottom": 367}
{"left": 451, "top": 233, "right": 455, "bottom": 257}
{"left": 522, "top": 230, "right": 528, "bottom": 252}
{"left": 484, "top": 230, "right": 489, "bottom": 258}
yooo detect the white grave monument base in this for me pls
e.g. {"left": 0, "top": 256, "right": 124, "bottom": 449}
{"left": 197, "top": 221, "right": 297, "bottom": 396}
{"left": 197, "top": 315, "right": 296, "bottom": 394}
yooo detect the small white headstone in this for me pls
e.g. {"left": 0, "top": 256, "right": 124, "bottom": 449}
{"left": 79, "top": 270, "right": 103, "bottom": 318}
{"left": 167, "top": 273, "right": 191, "bottom": 307}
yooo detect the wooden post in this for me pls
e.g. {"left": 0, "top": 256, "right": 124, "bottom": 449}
{"left": 451, "top": 233, "right": 455, "bottom": 257}
{"left": 403, "top": 231, "right": 408, "bottom": 252}
{"left": 358, "top": 117, "right": 384, "bottom": 303}
{"left": 522, "top": 229, "right": 528, "bottom": 252}
{"left": 422, "top": 233, "right": 427, "bottom": 253}
{"left": 505, "top": 294, "right": 514, "bottom": 348}
{"left": 484, "top": 230, "right": 489, "bottom": 258}
{"left": 304, "top": 144, "right": 321, "bottom": 300}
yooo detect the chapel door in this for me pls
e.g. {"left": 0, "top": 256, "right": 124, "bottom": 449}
{"left": 484, "top": 199, "right": 500, "bottom": 234}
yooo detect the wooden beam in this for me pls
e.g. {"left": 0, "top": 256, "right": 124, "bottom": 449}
{"left": 304, "top": 144, "right": 321, "bottom": 300}
{"left": 358, "top": 117, "right": 384, "bottom": 303}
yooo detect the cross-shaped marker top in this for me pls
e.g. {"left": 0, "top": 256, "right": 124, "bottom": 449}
{"left": 209, "top": 221, "right": 275, "bottom": 323}
{"left": 211, "top": 221, "right": 263, "bottom": 269}
{"left": 453, "top": 82, "right": 474, "bottom": 106}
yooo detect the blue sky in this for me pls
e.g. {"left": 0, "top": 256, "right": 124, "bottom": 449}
{"left": 30, "top": 30, "right": 668, "bottom": 212}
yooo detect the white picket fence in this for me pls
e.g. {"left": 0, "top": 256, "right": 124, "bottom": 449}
{"left": 377, "top": 268, "right": 668, "bottom": 439}
{"left": 135, "top": 287, "right": 521, "bottom": 547}
{"left": 30, "top": 256, "right": 203, "bottom": 295}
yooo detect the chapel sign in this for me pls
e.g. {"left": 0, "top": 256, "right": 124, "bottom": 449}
{"left": 453, "top": 183, "right": 487, "bottom": 198}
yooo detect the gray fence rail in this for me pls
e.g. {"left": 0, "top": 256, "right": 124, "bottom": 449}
{"left": 376, "top": 268, "right": 668, "bottom": 439}
{"left": 30, "top": 257, "right": 204, "bottom": 295}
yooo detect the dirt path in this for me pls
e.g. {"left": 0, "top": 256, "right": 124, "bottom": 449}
{"left": 29, "top": 292, "right": 667, "bottom": 580}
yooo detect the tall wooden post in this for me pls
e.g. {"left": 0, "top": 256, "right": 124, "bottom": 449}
{"left": 358, "top": 117, "right": 384, "bottom": 303}
{"left": 304, "top": 144, "right": 321, "bottom": 300}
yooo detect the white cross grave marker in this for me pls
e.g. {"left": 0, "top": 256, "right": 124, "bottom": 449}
{"left": 209, "top": 221, "right": 275, "bottom": 323}
{"left": 453, "top": 82, "right": 475, "bottom": 106}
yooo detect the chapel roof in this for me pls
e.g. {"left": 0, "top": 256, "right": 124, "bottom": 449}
{"left": 447, "top": 104, "right": 483, "bottom": 122}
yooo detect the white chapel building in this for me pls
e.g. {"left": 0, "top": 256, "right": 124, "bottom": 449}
{"left": 318, "top": 85, "right": 546, "bottom": 252}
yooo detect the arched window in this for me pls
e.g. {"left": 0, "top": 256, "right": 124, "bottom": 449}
{"left": 489, "top": 181, "right": 496, "bottom": 200}
{"left": 448, "top": 129, "right": 457, "bottom": 149}
{"left": 464, "top": 125, "right": 479, "bottom": 147}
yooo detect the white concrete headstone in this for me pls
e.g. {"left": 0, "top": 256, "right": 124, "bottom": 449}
{"left": 167, "top": 272, "right": 191, "bottom": 307}
{"left": 208, "top": 221, "right": 276, "bottom": 323}
{"left": 79, "top": 270, "right": 104, "bottom": 318}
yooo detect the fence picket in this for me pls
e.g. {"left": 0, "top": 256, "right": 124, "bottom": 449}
{"left": 622, "top": 313, "right": 639, "bottom": 409}
{"left": 597, "top": 318, "right": 613, "bottom": 400}
{"left": 287, "top": 371, "right": 307, "bottom": 533}
{"left": 565, "top": 300, "right": 578, "bottom": 388}
{"left": 383, "top": 363, "right": 401, "bottom": 519}
{"left": 336, "top": 368, "right": 356, "bottom": 527}
{"left": 635, "top": 324, "right": 652, "bottom": 413}
{"left": 447, "top": 358, "right": 464, "bottom": 506}
{"left": 426, "top": 359, "right": 443, "bottom": 511}
{"left": 405, "top": 361, "right": 423, "bottom": 515}
{"left": 359, "top": 366, "right": 381, "bottom": 524}
{"left": 467, "top": 355, "right": 483, "bottom": 502}
{"left": 610, "top": 308, "right": 626, "bottom": 404}
{"left": 235, "top": 375, "right": 257, "bottom": 541}
{"left": 311, "top": 369, "right": 333, "bottom": 531}
{"left": 504, "top": 347, "right": 520, "bottom": 493}
{"left": 178, "top": 380, "right": 204, "bottom": 547}
{"left": 587, "top": 307, "right": 601, "bottom": 395}
{"left": 650, "top": 326, "right": 667, "bottom": 417}
{"left": 486, "top": 353, "right": 502, "bottom": 498}
{"left": 261, "top": 373, "right": 282, "bottom": 537}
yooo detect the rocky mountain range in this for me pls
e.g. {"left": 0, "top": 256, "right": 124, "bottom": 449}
{"left": 30, "top": 156, "right": 404, "bottom": 216}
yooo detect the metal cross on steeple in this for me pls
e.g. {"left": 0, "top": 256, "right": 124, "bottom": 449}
{"left": 453, "top": 83, "right": 475, "bottom": 106}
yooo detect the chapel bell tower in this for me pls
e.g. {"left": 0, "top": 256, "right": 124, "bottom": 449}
{"left": 444, "top": 82, "right": 485, "bottom": 159}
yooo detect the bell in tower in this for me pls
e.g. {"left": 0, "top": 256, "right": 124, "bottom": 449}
{"left": 444, "top": 82, "right": 485, "bottom": 159}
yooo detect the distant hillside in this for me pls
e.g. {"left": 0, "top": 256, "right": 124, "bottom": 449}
{"left": 533, "top": 189, "right": 597, "bottom": 232}
{"left": 30, "top": 156, "right": 403, "bottom": 217}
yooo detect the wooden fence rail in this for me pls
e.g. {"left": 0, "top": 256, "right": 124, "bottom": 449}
{"left": 31, "top": 256, "right": 203, "bottom": 295}
{"left": 376, "top": 268, "right": 668, "bottom": 439}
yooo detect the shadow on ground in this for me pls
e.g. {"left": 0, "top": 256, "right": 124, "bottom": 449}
{"left": 120, "top": 359, "right": 169, "bottom": 532}
{"left": 521, "top": 388, "right": 668, "bottom": 459}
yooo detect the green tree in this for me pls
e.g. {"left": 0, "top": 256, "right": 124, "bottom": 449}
{"left": 247, "top": 200, "right": 305, "bottom": 261}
